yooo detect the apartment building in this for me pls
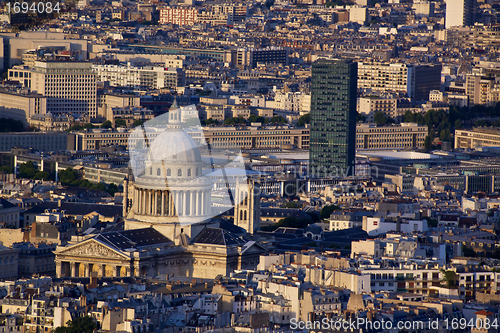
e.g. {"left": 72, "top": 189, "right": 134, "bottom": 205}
{"left": 236, "top": 48, "right": 289, "bottom": 69}
{"left": 0, "top": 89, "right": 47, "bottom": 125}
{"left": 357, "top": 61, "right": 441, "bottom": 101}
{"left": 455, "top": 128, "right": 500, "bottom": 149}
{"left": 0, "top": 132, "right": 70, "bottom": 152}
{"left": 93, "top": 64, "right": 185, "bottom": 90}
{"left": 466, "top": 74, "right": 499, "bottom": 106}
{"left": 105, "top": 106, "right": 154, "bottom": 127}
{"left": 329, "top": 210, "right": 373, "bottom": 231}
{"left": 456, "top": 271, "right": 500, "bottom": 300}
{"left": 357, "top": 96, "right": 398, "bottom": 121}
{"left": 97, "top": 93, "right": 141, "bottom": 118}
{"left": 356, "top": 123, "right": 428, "bottom": 150}
{"left": 193, "top": 125, "right": 310, "bottom": 150}
{"left": 274, "top": 91, "right": 310, "bottom": 113}
{"left": 8, "top": 61, "right": 97, "bottom": 118}
{"left": 73, "top": 128, "right": 131, "bottom": 150}
{"left": 159, "top": 6, "right": 198, "bottom": 26}
{"left": 363, "top": 267, "right": 443, "bottom": 294}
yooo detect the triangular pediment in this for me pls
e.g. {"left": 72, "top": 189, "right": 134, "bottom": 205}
{"left": 56, "top": 239, "right": 129, "bottom": 260}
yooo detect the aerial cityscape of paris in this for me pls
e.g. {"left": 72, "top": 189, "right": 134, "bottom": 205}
{"left": 0, "top": 0, "right": 500, "bottom": 331}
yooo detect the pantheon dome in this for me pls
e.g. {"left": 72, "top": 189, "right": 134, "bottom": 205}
{"left": 126, "top": 100, "right": 214, "bottom": 232}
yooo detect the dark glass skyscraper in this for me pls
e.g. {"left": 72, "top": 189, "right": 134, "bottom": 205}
{"left": 309, "top": 59, "right": 357, "bottom": 178}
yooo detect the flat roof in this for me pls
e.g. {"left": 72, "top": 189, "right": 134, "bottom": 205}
{"left": 357, "top": 151, "right": 440, "bottom": 160}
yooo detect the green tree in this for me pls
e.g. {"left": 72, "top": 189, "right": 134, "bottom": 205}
{"left": 269, "top": 115, "right": 287, "bottom": 124}
{"left": 53, "top": 316, "right": 98, "bottom": 333}
{"left": 439, "top": 128, "right": 451, "bottom": 142}
{"left": 248, "top": 114, "right": 266, "bottom": 123}
{"left": 34, "top": 171, "right": 51, "bottom": 180}
{"left": 454, "top": 119, "right": 462, "bottom": 130}
{"left": 107, "top": 183, "right": 119, "bottom": 196}
{"left": 373, "top": 112, "right": 388, "bottom": 125}
{"left": 260, "top": 216, "right": 312, "bottom": 231}
{"left": 202, "top": 118, "right": 219, "bottom": 126}
{"left": 83, "top": 123, "right": 96, "bottom": 130}
{"left": 133, "top": 120, "right": 144, "bottom": 127}
{"left": 424, "top": 135, "right": 432, "bottom": 151}
{"left": 298, "top": 113, "right": 311, "bottom": 126}
{"left": 68, "top": 124, "right": 83, "bottom": 132}
{"left": 115, "top": 119, "right": 127, "bottom": 127}
{"left": 100, "top": 120, "right": 112, "bottom": 128}
{"left": 281, "top": 201, "right": 302, "bottom": 208}
{"left": 319, "top": 204, "right": 340, "bottom": 219}
{"left": 356, "top": 112, "right": 366, "bottom": 123}
{"left": 0, "top": 166, "right": 12, "bottom": 174}
{"left": 58, "top": 168, "right": 78, "bottom": 185}
{"left": 19, "top": 161, "right": 37, "bottom": 179}
{"left": 440, "top": 269, "right": 458, "bottom": 288}
{"left": 403, "top": 110, "right": 414, "bottom": 122}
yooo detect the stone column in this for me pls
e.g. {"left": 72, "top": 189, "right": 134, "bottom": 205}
{"left": 190, "top": 191, "right": 194, "bottom": 216}
{"left": 195, "top": 191, "right": 199, "bottom": 216}
{"left": 153, "top": 191, "right": 161, "bottom": 215}
{"left": 161, "top": 191, "right": 165, "bottom": 216}
{"left": 134, "top": 189, "right": 138, "bottom": 214}
{"left": 126, "top": 267, "right": 131, "bottom": 277}
{"left": 70, "top": 262, "right": 76, "bottom": 277}
{"left": 85, "top": 263, "right": 91, "bottom": 277}
{"left": 182, "top": 192, "right": 187, "bottom": 216}
{"left": 174, "top": 191, "right": 182, "bottom": 216}
{"left": 97, "top": 264, "right": 104, "bottom": 277}
{"left": 201, "top": 191, "right": 205, "bottom": 215}
{"left": 140, "top": 189, "right": 144, "bottom": 214}
{"left": 56, "top": 261, "right": 62, "bottom": 278}
{"left": 170, "top": 191, "right": 175, "bottom": 216}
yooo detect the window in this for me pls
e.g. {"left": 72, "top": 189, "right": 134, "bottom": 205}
{"left": 187, "top": 169, "right": 191, "bottom": 177}
{"left": 167, "top": 169, "right": 171, "bottom": 176}
{"left": 157, "top": 168, "right": 161, "bottom": 176}
{"left": 177, "top": 169, "right": 182, "bottom": 177}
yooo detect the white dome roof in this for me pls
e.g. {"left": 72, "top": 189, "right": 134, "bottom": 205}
{"left": 149, "top": 129, "right": 201, "bottom": 164}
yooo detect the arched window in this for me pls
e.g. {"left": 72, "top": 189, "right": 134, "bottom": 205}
{"left": 149, "top": 167, "right": 152, "bottom": 175}
{"left": 167, "top": 169, "right": 171, "bottom": 176}
{"left": 244, "top": 211, "right": 247, "bottom": 220}
{"left": 240, "top": 210, "right": 243, "bottom": 220}
{"left": 187, "top": 169, "right": 191, "bottom": 177}
{"left": 178, "top": 169, "right": 182, "bottom": 177}
{"left": 157, "top": 168, "right": 161, "bottom": 176}
{"left": 244, "top": 195, "right": 248, "bottom": 206}
{"left": 10, "top": 256, "right": 13, "bottom": 263}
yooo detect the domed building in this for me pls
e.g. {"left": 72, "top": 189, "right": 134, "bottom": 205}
{"left": 125, "top": 100, "right": 217, "bottom": 239}
{"left": 54, "top": 101, "right": 265, "bottom": 279}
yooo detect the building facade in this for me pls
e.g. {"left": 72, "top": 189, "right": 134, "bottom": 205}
{"left": 455, "top": 128, "right": 500, "bottom": 149}
{"left": 310, "top": 59, "right": 357, "bottom": 178}
{"left": 93, "top": 64, "right": 185, "bottom": 90}
{"left": 159, "top": 6, "right": 198, "bottom": 26}
{"left": 445, "top": 0, "right": 475, "bottom": 29}
{"left": 29, "top": 61, "right": 97, "bottom": 118}
{"left": 356, "top": 123, "right": 428, "bottom": 149}
{"left": 357, "top": 62, "right": 441, "bottom": 101}
{"left": 55, "top": 103, "right": 265, "bottom": 280}
{"left": 0, "top": 89, "right": 47, "bottom": 125}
